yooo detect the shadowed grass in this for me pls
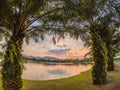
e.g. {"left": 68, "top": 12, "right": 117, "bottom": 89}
{"left": 1, "top": 62, "right": 120, "bottom": 90}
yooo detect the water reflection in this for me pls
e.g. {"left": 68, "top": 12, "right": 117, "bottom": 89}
{"left": 0, "top": 59, "right": 91, "bottom": 80}
{"left": 22, "top": 62, "right": 91, "bottom": 80}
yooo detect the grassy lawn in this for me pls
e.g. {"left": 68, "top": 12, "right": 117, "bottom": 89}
{"left": 1, "top": 63, "right": 120, "bottom": 90}
{"left": 0, "top": 73, "right": 2, "bottom": 90}
{"left": 114, "top": 58, "right": 120, "bottom": 61}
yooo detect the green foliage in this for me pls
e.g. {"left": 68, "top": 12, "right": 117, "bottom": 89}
{"left": 96, "top": 11, "right": 120, "bottom": 71}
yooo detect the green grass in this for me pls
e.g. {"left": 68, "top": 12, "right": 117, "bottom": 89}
{"left": 1, "top": 63, "right": 120, "bottom": 90}
{"left": 0, "top": 73, "right": 2, "bottom": 90}
{"left": 114, "top": 58, "right": 120, "bottom": 61}
{"left": 23, "top": 70, "right": 94, "bottom": 90}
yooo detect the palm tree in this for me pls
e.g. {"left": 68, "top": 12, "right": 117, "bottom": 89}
{"left": 97, "top": 13, "right": 120, "bottom": 71}
{"left": 68, "top": 0, "right": 108, "bottom": 85}
{"left": 61, "top": 0, "right": 119, "bottom": 84}
{"left": 0, "top": 0, "right": 62, "bottom": 90}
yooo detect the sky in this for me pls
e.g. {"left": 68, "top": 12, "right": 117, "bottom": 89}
{"left": 22, "top": 35, "right": 89, "bottom": 59}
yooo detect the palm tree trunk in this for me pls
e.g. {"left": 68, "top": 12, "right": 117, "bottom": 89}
{"left": 1, "top": 35, "right": 24, "bottom": 90}
{"left": 91, "top": 32, "right": 108, "bottom": 85}
{"left": 107, "top": 53, "right": 114, "bottom": 71}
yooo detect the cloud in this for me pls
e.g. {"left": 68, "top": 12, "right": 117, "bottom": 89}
{"left": 48, "top": 48, "right": 71, "bottom": 55}
{"left": 22, "top": 35, "right": 89, "bottom": 59}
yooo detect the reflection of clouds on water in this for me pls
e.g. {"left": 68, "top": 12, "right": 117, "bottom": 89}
{"left": 0, "top": 60, "right": 91, "bottom": 80}
{"left": 22, "top": 62, "right": 91, "bottom": 80}
{"left": 48, "top": 69, "right": 68, "bottom": 75}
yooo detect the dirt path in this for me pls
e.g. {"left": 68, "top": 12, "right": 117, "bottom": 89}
{"left": 97, "top": 61, "right": 120, "bottom": 90}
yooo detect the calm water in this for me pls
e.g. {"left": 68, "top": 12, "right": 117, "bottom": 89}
{"left": 0, "top": 59, "right": 91, "bottom": 80}
{"left": 22, "top": 62, "right": 91, "bottom": 80}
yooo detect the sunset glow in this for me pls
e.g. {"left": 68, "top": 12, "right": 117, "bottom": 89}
{"left": 23, "top": 36, "right": 90, "bottom": 59}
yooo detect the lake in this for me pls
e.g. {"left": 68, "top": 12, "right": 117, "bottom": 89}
{"left": 0, "top": 59, "right": 91, "bottom": 80}
{"left": 22, "top": 61, "right": 92, "bottom": 80}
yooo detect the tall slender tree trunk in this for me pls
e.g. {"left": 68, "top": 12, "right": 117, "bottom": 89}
{"left": 1, "top": 35, "right": 24, "bottom": 90}
{"left": 91, "top": 32, "right": 108, "bottom": 85}
{"left": 107, "top": 50, "right": 114, "bottom": 71}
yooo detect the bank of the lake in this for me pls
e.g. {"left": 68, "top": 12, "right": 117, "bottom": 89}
{"left": 0, "top": 62, "right": 120, "bottom": 90}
